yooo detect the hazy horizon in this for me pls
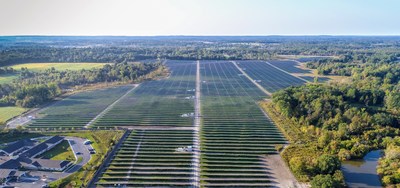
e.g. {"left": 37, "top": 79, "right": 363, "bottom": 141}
{"left": 0, "top": 0, "right": 399, "bottom": 36}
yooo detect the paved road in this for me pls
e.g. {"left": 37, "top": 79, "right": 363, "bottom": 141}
{"left": 66, "top": 137, "right": 92, "bottom": 173}
{"left": 6, "top": 107, "right": 45, "bottom": 129}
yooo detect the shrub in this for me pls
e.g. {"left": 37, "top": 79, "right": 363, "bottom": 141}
{"left": 311, "top": 174, "right": 343, "bottom": 188}
{"left": 317, "top": 154, "right": 341, "bottom": 175}
{"left": 338, "top": 149, "right": 351, "bottom": 161}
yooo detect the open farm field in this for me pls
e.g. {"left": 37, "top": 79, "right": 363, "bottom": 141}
{"left": 27, "top": 85, "right": 132, "bottom": 129}
{"left": 9, "top": 62, "right": 107, "bottom": 72}
{"left": 0, "top": 62, "right": 108, "bottom": 84}
{"left": 0, "top": 106, "right": 27, "bottom": 124}
{"left": 92, "top": 60, "right": 196, "bottom": 128}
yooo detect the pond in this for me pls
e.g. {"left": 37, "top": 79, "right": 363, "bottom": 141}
{"left": 341, "top": 150, "right": 382, "bottom": 188}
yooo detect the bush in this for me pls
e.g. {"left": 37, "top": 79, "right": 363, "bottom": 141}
{"left": 289, "top": 157, "right": 308, "bottom": 176}
{"left": 338, "top": 149, "right": 351, "bottom": 161}
{"left": 317, "top": 154, "right": 341, "bottom": 175}
{"left": 275, "top": 144, "right": 284, "bottom": 152}
{"left": 311, "top": 174, "right": 343, "bottom": 188}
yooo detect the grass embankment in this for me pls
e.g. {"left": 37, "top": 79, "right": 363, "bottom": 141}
{"left": 0, "top": 106, "right": 27, "bottom": 125}
{"left": 47, "top": 130, "right": 124, "bottom": 188}
{"left": 36, "top": 140, "right": 75, "bottom": 161}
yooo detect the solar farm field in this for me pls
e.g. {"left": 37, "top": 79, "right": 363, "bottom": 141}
{"left": 90, "top": 60, "right": 305, "bottom": 187}
{"left": 236, "top": 61, "right": 307, "bottom": 92}
{"left": 268, "top": 60, "right": 330, "bottom": 82}
{"left": 199, "top": 61, "right": 287, "bottom": 187}
{"left": 92, "top": 60, "right": 196, "bottom": 128}
{"left": 95, "top": 129, "right": 195, "bottom": 187}
{"left": 27, "top": 85, "right": 132, "bottom": 129}
{"left": 268, "top": 60, "right": 311, "bottom": 74}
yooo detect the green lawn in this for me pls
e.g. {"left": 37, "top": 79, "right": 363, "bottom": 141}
{"left": 0, "top": 106, "right": 27, "bottom": 124}
{"left": 10, "top": 62, "right": 108, "bottom": 72}
{"left": 36, "top": 140, "right": 75, "bottom": 161}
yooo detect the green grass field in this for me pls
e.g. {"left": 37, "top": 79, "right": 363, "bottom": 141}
{"left": 0, "top": 106, "right": 27, "bottom": 124}
{"left": 36, "top": 140, "right": 75, "bottom": 161}
{"left": 10, "top": 62, "right": 107, "bottom": 72}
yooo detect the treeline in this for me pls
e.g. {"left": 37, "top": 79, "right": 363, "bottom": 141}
{"left": 0, "top": 62, "right": 162, "bottom": 108}
{"left": 0, "top": 46, "right": 272, "bottom": 66}
{"left": 306, "top": 53, "right": 399, "bottom": 76}
{"left": 274, "top": 84, "right": 398, "bottom": 132}
{"left": 2, "top": 36, "right": 400, "bottom": 67}
{"left": 378, "top": 137, "right": 400, "bottom": 185}
{"left": 0, "top": 67, "right": 15, "bottom": 74}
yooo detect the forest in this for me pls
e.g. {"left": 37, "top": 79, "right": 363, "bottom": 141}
{"left": 267, "top": 57, "right": 400, "bottom": 186}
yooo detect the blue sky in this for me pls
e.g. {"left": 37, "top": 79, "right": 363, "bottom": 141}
{"left": 0, "top": 0, "right": 398, "bottom": 35}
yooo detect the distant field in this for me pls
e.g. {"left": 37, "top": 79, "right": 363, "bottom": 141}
{"left": 0, "top": 73, "right": 18, "bottom": 84}
{"left": 10, "top": 62, "right": 107, "bottom": 72}
{"left": 0, "top": 106, "right": 27, "bottom": 124}
{"left": 0, "top": 62, "right": 108, "bottom": 84}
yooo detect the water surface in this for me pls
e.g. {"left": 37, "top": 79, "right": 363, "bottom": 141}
{"left": 341, "top": 150, "right": 382, "bottom": 188}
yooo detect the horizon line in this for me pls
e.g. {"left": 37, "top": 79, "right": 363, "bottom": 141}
{"left": 2, "top": 34, "right": 400, "bottom": 37}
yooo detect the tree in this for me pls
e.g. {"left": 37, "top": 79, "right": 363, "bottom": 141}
{"left": 317, "top": 154, "right": 341, "bottom": 175}
{"left": 310, "top": 174, "right": 341, "bottom": 188}
{"left": 385, "top": 92, "right": 400, "bottom": 115}
{"left": 289, "top": 157, "right": 308, "bottom": 176}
